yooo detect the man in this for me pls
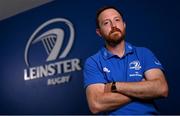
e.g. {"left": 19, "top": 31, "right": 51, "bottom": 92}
{"left": 83, "top": 6, "right": 168, "bottom": 115}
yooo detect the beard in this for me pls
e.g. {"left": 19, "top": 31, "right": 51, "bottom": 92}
{"left": 104, "top": 27, "right": 125, "bottom": 47}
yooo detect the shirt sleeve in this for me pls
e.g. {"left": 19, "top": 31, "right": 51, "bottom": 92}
{"left": 83, "top": 57, "right": 108, "bottom": 89}
{"left": 142, "top": 48, "right": 164, "bottom": 72}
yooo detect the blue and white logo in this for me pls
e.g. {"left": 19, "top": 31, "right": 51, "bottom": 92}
{"left": 128, "top": 45, "right": 132, "bottom": 50}
{"left": 129, "top": 60, "right": 141, "bottom": 70}
{"left": 154, "top": 60, "right": 161, "bottom": 65}
{"left": 24, "top": 18, "right": 81, "bottom": 86}
{"left": 25, "top": 18, "right": 75, "bottom": 66}
{"left": 103, "top": 67, "right": 110, "bottom": 73}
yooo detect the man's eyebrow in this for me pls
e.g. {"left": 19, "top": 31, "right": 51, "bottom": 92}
{"left": 114, "top": 16, "right": 121, "bottom": 19}
{"left": 102, "top": 16, "right": 121, "bottom": 22}
{"left": 102, "top": 19, "right": 110, "bottom": 22}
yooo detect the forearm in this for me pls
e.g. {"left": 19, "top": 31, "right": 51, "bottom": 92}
{"left": 87, "top": 91, "right": 131, "bottom": 114}
{"left": 97, "top": 92, "right": 131, "bottom": 112}
{"left": 116, "top": 79, "right": 168, "bottom": 99}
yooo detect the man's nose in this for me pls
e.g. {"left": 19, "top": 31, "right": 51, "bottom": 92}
{"left": 109, "top": 20, "right": 116, "bottom": 28}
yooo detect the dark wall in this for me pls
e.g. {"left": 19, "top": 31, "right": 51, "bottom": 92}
{"left": 0, "top": 0, "right": 179, "bottom": 114}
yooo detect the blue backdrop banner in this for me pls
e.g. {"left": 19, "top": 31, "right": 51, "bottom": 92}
{"left": 0, "top": 0, "right": 179, "bottom": 114}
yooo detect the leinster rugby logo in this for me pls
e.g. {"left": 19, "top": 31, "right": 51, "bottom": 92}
{"left": 24, "top": 18, "right": 81, "bottom": 86}
{"left": 129, "top": 60, "right": 142, "bottom": 77}
{"left": 129, "top": 60, "right": 141, "bottom": 70}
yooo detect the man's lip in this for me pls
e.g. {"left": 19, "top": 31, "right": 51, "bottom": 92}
{"left": 109, "top": 30, "right": 121, "bottom": 35}
{"left": 111, "top": 31, "right": 120, "bottom": 33}
{"left": 109, "top": 28, "right": 121, "bottom": 34}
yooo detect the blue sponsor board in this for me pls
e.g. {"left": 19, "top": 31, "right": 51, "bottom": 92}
{"left": 0, "top": 0, "right": 180, "bottom": 114}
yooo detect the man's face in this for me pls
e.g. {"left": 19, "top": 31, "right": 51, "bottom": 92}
{"left": 97, "top": 9, "right": 126, "bottom": 45}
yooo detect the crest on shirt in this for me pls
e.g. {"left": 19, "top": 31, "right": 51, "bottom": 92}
{"left": 129, "top": 60, "right": 141, "bottom": 70}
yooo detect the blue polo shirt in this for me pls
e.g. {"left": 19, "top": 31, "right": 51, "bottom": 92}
{"left": 83, "top": 42, "right": 164, "bottom": 115}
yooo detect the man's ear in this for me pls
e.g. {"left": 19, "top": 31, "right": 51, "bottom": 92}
{"left": 123, "top": 22, "right": 126, "bottom": 28}
{"left": 96, "top": 28, "right": 102, "bottom": 37}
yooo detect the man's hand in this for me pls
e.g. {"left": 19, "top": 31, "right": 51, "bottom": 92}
{"left": 110, "top": 69, "right": 168, "bottom": 99}
{"left": 86, "top": 84, "right": 132, "bottom": 114}
{"left": 105, "top": 79, "right": 146, "bottom": 93}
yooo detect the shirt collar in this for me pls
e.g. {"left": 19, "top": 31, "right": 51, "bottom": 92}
{"left": 125, "top": 42, "right": 134, "bottom": 55}
{"left": 101, "top": 42, "right": 134, "bottom": 60}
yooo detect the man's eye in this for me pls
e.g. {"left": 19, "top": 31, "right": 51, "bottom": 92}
{"left": 103, "top": 22, "right": 109, "bottom": 25}
{"left": 115, "top": 19, "right": 120, "bottom": 21}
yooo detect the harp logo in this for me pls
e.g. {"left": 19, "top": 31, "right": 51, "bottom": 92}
{"left": 25, "top": 18, "right": 74, "bottom": 66}
{"left": 129, "top": 60, "right": 141, "bottom": 70}
{"left": 24, "top": 18, "right": 81, "bottom": 85}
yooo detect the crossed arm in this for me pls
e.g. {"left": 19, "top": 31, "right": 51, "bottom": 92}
{"left": 86, "top": 68, "right": 169, "bottom": 114}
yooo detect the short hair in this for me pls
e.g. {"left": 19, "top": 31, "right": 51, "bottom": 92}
{"left": 96, "top": 6, "right": 124, "bottom": 28}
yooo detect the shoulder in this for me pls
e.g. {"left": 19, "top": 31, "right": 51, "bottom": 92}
{"left": 126, "top": 42, "right": 153, "bottom": 53}
{"left": 84, "top": 49, "right": 103, "bottom": 66}
{"left": 135, "top": 46, "right": 152, "bottom": 52}
{"left": 134, "top": 46, "right": 154, "bottom": 55}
